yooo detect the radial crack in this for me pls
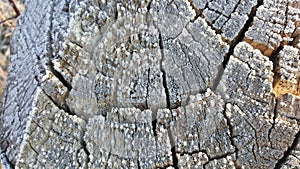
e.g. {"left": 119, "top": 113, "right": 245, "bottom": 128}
{"left": 168, "top": 129, "right": 179, "bottom": 169}
{"left": 213, "top": 0, "right": 264, "bottom": 90}
{"left": 158, "top": 33, "right": 171, "bottom": 109}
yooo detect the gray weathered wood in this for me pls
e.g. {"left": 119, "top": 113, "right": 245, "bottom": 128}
{"left": 0, "top": 0, "right": 299, "bottom": 168}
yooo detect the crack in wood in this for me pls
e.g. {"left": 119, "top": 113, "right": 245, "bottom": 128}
{"left": 203, "top": 151, "right": 235, "bottom": 168}
{"left": 158, "top": 33, "right": 171, "bottom": 109}
{"left": 47, "top": 0, "right": 71, "bottom": 91}
{"left": 188, "top": 0, "right": 222, "bottom": 35}
{"left": 152, "top": 4, "right": 180, "bottom": 166}
{"left": 42, "top": 4, "right": 91, "bottom": 165}
{"left": 137, "top": 151, "right": 141, "bottom": 169}
{"left": 47, "top": 61, "right": 72, "bottom": 91}
{"left": 274, "top": 130, "right": 300, "bottom": 169}
{"left": 213, "top": 0, "right": 264, "bottom": 90}
{"left": 2, "top": 0, "right": 300, "bottom": 168}
{"left": 268, "top": 98, "right": 278, "bottom": 148}
{"left": 222, "top": 103, "right": 239, "bottom": 160}
{"left": 80, "top": 131, "right": 90, "bottom": 169}
{"left": 40, "top": 89, "right": 75, "bottom": 116}
{"left": 0, "top": 153, "right": 13, "bottom": 169}
{"left": 187, "top": 0, "right": 201, "bottom": 22}
{"left": 168, "top": 129, "right": 179, "bottom": 169}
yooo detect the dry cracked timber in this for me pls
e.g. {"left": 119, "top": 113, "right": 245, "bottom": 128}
{"left": 0, "top": 0, "right": 299, "bottom": 168}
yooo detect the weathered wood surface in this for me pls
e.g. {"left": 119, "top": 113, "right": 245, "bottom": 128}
{"left": 0, "top": 0, "right": 299, "bottom": 168}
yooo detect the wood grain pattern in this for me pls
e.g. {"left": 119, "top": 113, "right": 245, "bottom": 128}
{"left": 0, "top": 0, "right": 299, "bottom": 168}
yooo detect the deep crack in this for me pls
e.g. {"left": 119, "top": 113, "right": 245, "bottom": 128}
{"left": 213, "top": 0, "right": 264, "bottom": 90}
{"left": 47, "top": 61, "right": 72, "bottom": 91}
{"left": 152, "top": 112, "right": 157, "bottom": 136}
{"left": 224, "top": 0, "right": 263, "bottom": 65}
{"left": 158, "top": 33, "right": 171, "bottom": 109}
{"left": 41, "top": 89, "right": 75, "bottom": 116}
{"left": 47, "top": 0, "right": 72, "bottom": 91}
{"left": 137, "top": 151, "right": 141, "bottom": 169}
{"left": 146, "top": 0, "right": 158, "bottom": 139}
{"left": 274, "top": 130, "right": 300, "bottom": 169}
{"left": 156, "top": 20, "right": 179, "bottom": 169}
{"left": 168, "top": 129, "right": 179, "bottom": 169}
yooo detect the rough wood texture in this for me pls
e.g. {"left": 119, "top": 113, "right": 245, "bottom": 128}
{"left": 0, "top": 0, "right": 299, "bottom": 168}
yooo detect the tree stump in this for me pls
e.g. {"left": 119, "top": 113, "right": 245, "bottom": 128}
{"left": 0, "top": 0, "right": 299, "bottom": 168}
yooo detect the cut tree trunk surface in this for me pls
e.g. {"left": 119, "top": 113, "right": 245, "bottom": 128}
{"left": 0, "top": 0, "right": 299, "bottom": 168}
